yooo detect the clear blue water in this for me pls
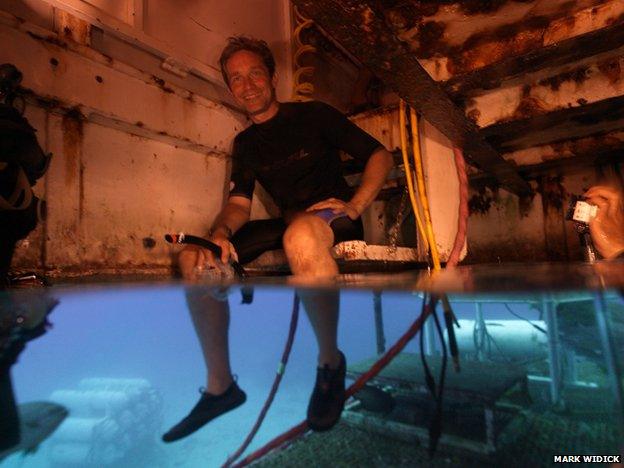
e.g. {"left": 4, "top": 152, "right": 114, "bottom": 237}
{"left": 2, "top": 284, "right": 623, "bottom": 467}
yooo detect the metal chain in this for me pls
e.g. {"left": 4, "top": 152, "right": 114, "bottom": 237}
{"left": 387, "top": 185, "right": 409, "bottom": 254}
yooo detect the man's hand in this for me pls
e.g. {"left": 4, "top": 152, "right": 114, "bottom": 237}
{"left": 584, "top": 185, "right": 624, "bottom": 260}
{"left": 305, "top": 198, "right": 360, "bottom": 220}
{"left": 177, "top": 235, "right": 238, "bottom": 280}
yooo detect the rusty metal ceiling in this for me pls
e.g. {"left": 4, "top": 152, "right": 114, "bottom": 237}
{"left": 291, "top": 0, "right": 624, "bottom": 195}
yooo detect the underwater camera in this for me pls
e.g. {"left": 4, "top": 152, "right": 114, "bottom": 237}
{"left": 565, "top": 195, "right": 598, "bottom": 230}
{"left": 565, "top": 195, "right": 598, "bottom": 262}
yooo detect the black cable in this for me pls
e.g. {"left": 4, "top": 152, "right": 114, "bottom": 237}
{"left": 484, "top": 327, "right": 514, "bottom": 364}
{"left": 473, "top": 317, "right": 534, "bottom": 365}
{"left": 441, "top": 296, "right": 460, "bottom": 372}
{"left": 419, "top": 293, "right": 437, "bottom": 398}
{"left": 473, "top": 318, "right": 513, "bottom": 363}
{"left": 429, "top": 298, "right": 447, "bottom": 458}
{"left": 417, "top": 294, "right": 445, "bottom": 457}
{"left": 504, "top": 303, "right": 547, "bottom": 334}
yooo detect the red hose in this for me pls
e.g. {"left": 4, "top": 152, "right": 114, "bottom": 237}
{"left": 232, "top": 300, "right": 435, "bottom": 467}
{"left": 446, "top": 147, "right": 469, "bottom": 268}
{"left": 222, "top": 294, "right": 300, "bottom": 468}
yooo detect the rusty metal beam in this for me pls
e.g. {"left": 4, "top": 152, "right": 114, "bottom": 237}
{"left": 481, "top": 95, "right": 624, "bottom": 152}
{"left": 291, "top": 0, "right": 531, "bottom": 196}
{"left": 470, "top": 151, "right": 624, "bottom": 185}
{"left": 445, "top": 17, "right": 624, "bottom": 98}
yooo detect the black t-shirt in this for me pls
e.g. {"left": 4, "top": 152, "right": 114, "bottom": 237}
{"left": 229, "top": 101, "right": 383, "bottom": 213}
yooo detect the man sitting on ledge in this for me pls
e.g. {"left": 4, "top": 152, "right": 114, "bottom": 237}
{"left": 162, "top": 36, "right": 394, "bottom": 442}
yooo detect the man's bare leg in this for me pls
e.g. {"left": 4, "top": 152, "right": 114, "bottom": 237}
{"left": 185, "top": 289, "right": 233, "bottom": 394}
{"left": 283, "top": 213, "right": 346, "bottom": 431}
{"left": 162, "top": 252, "right": 246, "bottom": 443}
{"left": 283, "top": 213, "right": 341, "bottom": 367}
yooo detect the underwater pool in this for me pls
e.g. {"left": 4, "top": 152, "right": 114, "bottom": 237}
{"left": 1, "top": 262, "right": 623, "bottom": 467}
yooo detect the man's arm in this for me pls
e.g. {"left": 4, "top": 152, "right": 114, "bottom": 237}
{"left": 306, "top": 147, "right": 394, "bottom": 219}
{"left": 208, "top": 195, "right": 251, "bottom": 263}
{"left": 210, "top": 195, "right": 252, "bottom": 240}
{"left": 348, "top": 148, "right": 394, "bottom": 217}
{"left": 178, "top": 195, "right": 251, "bottom": 279}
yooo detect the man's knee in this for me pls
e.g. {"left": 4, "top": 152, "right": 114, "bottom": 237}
{"left": 283, "top": 215, "right": 332, "bottom": 254}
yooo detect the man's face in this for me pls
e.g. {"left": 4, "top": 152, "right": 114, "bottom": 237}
{"left": 225, "top": 50, "right": 277, "bottom": 117}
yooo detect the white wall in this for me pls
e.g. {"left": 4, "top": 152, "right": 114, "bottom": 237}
{"left": 142, "top": 0, "right": 293, "bottom": 99}
{"left": 6, "top": 0, "right": 292, "bottom": 99}
{"left": 2, "top": 1, "right": 292, "bottom": 274}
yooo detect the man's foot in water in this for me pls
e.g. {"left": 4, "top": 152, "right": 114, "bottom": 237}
{"left": 306, "top": 351, "right": 346, "bottom": 432}
{"left": 162, "top": 380, "right": 246, "bottom": 442}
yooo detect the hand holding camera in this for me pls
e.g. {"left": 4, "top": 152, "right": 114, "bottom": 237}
{"left": 583, "top": 186, "right": 624, "bottom": 260}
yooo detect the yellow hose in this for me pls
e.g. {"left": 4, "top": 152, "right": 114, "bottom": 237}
{"left": 399, "top": 100, "right": 428, "bottom": 252}
{"left": 293, "top": 45, "right": 316, "bottom": 66}
{"left": 410, "top": 108, "right": 441, "bottom": 270}
{"left": 292, "top": 7, "right": 315, "bottom": 101}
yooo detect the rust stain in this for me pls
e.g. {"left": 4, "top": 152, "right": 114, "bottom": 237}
{"left": 27, "top": 31, "right": 69, "bottom": 50}
{"left": 361, "top": 6, "right": 374, "bottom": 34}
{"left": 465, "top": 239, "right": 547, "bottom": 263}
{"left": 79, "top": 161, "right": 85, "bottom": 222}
{"left": 448, "top": 17, "right": 550, "bottom": 75}
{"left": 597, "top": 58, "right": 622, "bottom": 85}
{"left": 57, "top": 10, "right": 91, "bottom": 45}
{"left": 539, "top": 175, "right": 567, "bottom": 210}
{"left": 23, "top": 88, "right": 63, "bottom": 110}
{"left": 539, "top": 174, "right": 569, "bottom": 260}
{"left": 605, "top": 11, "right": 624, "bottom": 27}
{"left": 458, "top": 0, "right": 510, "bottom": 15}
{"left": 466, "top": 108, "right": 481, "bottom": 123}
{"left": 518, "top": 191, "right": 535, "bottom": 218}
{"left": 538, "top": 66, "right": 590, "bottom": 91}
{"left": 417, "top": 22, "right": 446, "bottom": 58}
{"left": 384, "top": 8, "right": 412, "bottom": 31}
{"left": 61, "top": 108, "right": 84, "bottom": 190}
{"left": 546, "top": 133, "right": 624, "bottom": 161}
{"left": 468, "top": 187, "right": 497, "bottom": 215}
{"left": 152, "top": 76, "right": 174, "bottom": 94}
{"left": 552, "top": 9, "right": 577, "bottom": 36}
{"left": 384, "top": 2, "right": 432, "bottom": 33}
{"left": 511, "top": 85, "right": 548, "bottom": 120}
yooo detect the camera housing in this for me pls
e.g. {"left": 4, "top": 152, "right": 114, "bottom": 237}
{"left": 565, "top": 195, "right": 598, "bottom": 226}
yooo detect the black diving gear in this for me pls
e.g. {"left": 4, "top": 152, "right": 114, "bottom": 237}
{"left": 0, "top": 64, "right": 51, "bottom": 281}
{"left": 162, "top": 380, "right": 247, "bottom": 443}
{"left": 306, "top": 350, "right": 346, "bottom": 432}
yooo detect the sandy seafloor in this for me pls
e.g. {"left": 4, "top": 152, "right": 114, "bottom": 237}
{"left": 1, "top": 284, "right": 615, "bottom": 467}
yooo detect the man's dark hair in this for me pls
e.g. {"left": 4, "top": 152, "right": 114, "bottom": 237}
{"left": 219, "top": 36, "right": 275, "bottom": 86}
